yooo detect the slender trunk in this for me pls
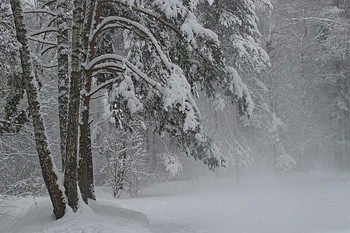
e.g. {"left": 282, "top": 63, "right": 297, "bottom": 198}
{"left": 115, "top": 141, "right": 127, "bottom": 197}
{"left": 337, "top": 120, "right": 344, "bottom": 170}
{"left": 273, "top": 142, "right": 278, "bottom": 176}
{"left": 79, "top": 94, "right": 95, "bottom": 203}
{"left": 273, "top": 96, "right": 279, "bottom": 177}
{"left": 269, "top": 75, "right": 280, "bottom": 176}
{"left": 147, "top": 124, "right": 156, "bottom": 171}
{"left": 10, "top": 0, "right": 66, "bottom": 219}
{"left": 234, "top": 155, "right": 240, "bottom": 183}
{"left": 57, "top": 0, "right": 69, "bottom": 172}
{"left": 78, "top": 0, "right": 97, "bottom": 204}
{"left": 345, "top": 14, "right": 350, "bottom": 170}
{"left": 64, "top": 0, "right": 86, "bottom": 211}
{"left": 86, "top": 123, "right": 95, "bottom": 199}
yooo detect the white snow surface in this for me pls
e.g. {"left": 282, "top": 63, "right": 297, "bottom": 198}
{"left": 0, "top": 196, "right": 151, "bottom": 233}
{"left": 1, "top": 172, "right": 349, "bottom": 233}
{"left": 118, "top": 172, "right": 350, "bottom": 233}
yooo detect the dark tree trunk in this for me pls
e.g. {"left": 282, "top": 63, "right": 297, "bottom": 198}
{"left": 86, "top": 123, "right": 95, "bottom": 200}
{"left": 78, "top": 0, "right": 98, "bottom": 204}
{"left": 64, "top": 0, "right": 86, "bottom": 211}
{"left": 115, "top": 141, "right": 127, "bottom": 197}
{"left": 79, "top": 95, "right": 95, "bottom": 203}
{"left": 10, "top": 0, "right": 66, "bottom": 219}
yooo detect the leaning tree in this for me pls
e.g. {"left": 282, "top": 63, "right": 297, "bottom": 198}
{"left": 9, "top": 0, "right": 262, "bottom": 219}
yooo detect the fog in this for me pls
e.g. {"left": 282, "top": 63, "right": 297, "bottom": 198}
{"left": 1, "top": 0, "right": 349, "bottom": 232}
{"left": 116, "top": 172, "right": 350, "bottom": 233}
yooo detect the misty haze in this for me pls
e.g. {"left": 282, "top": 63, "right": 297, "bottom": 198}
{"left": 0, "top": 0, "right": 349, "bottom": 232}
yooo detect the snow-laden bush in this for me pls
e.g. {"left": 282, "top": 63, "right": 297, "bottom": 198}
{"left": 0, "top": 131, "right": 45, "bottom": 196}
{"left": 97, "top": 126, "right": 151, "bottom": 197}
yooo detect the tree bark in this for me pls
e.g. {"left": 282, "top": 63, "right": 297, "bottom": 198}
{"left": 78, "top": 0, "right": 97, "bottom": 204}
{"left": 10, "top": 0, "right": 66, "bottom": 219}
{"left": 57, "top": 0, "right": 69, "bottom": 172}
{"left": 64, "top": 0, "right": 86, "bottom": 211}
{"left": 79, "top": 100, "right": 95, "bottom": 203}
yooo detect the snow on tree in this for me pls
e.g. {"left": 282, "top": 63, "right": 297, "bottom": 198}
{"left": 4, "top": 0, "right": 270, "bottom": 218}
{"left": 86, "top": 0, "right": 254, "bottom": 174}
{"left": 0, "top": 0, "right": 28, "bottom": 135}
{"left": 197, "top": 0, "right": 271, "bottom": 74}
{"left": 259, "top": 0, "right": 350, "bottom": 171}
{"left": 268, "top": 113, "right": 296, "bottom": 176}
{"left": 160, "top": 152, "right": 183, "bottom": 177}
{"left": 98, "top": 126, "right": 148, "bottom": 197}
{"left": 311, "top": 0, "right": 350, "bottom": 171}
{"left": 0, "top": 127, "right": 45, "bottom": 196}
{"left": 9, "top": 0, "right": 66, "bottom": 218}
{"left": 184, "top": 0, "right": 273, "bottom": 179}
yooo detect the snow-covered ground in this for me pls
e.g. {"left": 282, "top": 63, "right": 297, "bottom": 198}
{"left": 117, "top": 172, "right": 350, "bottom": 233}
{"left": 0, "top": 195, "right": 152, "bottom": 233}
{"left": 1, "top": 172, "right": 349, "bottom": 233}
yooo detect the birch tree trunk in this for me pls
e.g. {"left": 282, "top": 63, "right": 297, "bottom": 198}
{"left": 57, "top": 0, "right": 69, "bottom": 172}
{"left": 10, "top": 0, "right": 66, "bottom": 219}
{"left": 64, "top": 0, "right": 86, "bottom": 211}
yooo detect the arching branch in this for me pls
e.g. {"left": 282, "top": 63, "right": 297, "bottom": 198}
{"left": 28, "top": 36, "right": 57, "bottom": 46}
{"left": 86, "top": 54, "right": 125, "bottom": 70}
{"left": 86, "top": 53, "right": 165, "bottom": 96}
{"left": 86, "top": 76, "right": 120, "bottom": 97}
{"left": 92, "top": 62, "right": 124, "bottom": 73}
{"left": 40, "top": 45, "right": 56, "bottom": 56}
{"left": 92, "top": 16, "right": 174, "bottom": 71}
{"left": 97, "top": 0, "right": 181, "bottom": 37}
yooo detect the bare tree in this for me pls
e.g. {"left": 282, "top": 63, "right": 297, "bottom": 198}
{"left": 64, "top": 0, "right": 86, "bottom": 211}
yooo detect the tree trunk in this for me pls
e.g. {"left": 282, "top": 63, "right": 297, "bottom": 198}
{"left": 234, "top": 155, "right": 240, "bottom": 183}
{"left": 273, "top": 142, "right": 279, "bottom": 177}
{"left": 115, "top": 141, "right": 127, "bottom": 197}
{"left": 86, "top": 123, "right": 95, "bottom": 200}
{"left": 64, "top": 0, "right": 86, "bottom": 211}
{"left": 78, "top": 97, "right": 95, "bottom": 203}
{"left": 57, "top": 0, "right": 69, "bottom": 172}
{"left": 10, "top": 0, "right": 66, "bottom": 219}
{"left": 78, "top": 0, "right": 97, "bottom": 204}
{"left": 344, "top": 6, "right": 350, "bottom": 170}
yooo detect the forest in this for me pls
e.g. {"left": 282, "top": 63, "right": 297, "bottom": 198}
{"left": 0, "top": 0, "right": 349, "bottom": 232}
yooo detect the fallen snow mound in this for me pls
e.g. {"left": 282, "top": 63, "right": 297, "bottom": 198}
{"left": 0, "top": 196, "right": 152, "bottom": 233}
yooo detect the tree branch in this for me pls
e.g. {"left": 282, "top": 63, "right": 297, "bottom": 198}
{"left": 29, "top": 27, "right": 57, "bottom": 37}
{"left": 28, "top": 36, "right": 57, "bottom": 46}
{"left": 23, "top": 9, "right": 57, "bottom": 17}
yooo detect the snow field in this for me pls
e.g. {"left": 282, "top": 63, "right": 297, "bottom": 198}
{"left": 0, "top": 172, "right": 349, "bottom": 233}
{"left": 117, "top": 172, "right": 350, "bottom": 233}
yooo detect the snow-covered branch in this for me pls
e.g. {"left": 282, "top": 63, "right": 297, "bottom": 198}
{"left": 288, "top": 17, "right": 347, "bottom": 25}
{"left": 29, "top": 27, "right": 57, "bottom": 37}
{"left": 124, "top": 60, "right": 163, "bottom": 90}
{"left": 0, "top": 119, "right": 11, "bottom": 125}
{"left": 86, "top": 77, "right": 120, "bottom": 97}
{"left": 23, "top": 9, "right": 57, "bottom": 17}
{"left": 92, "top": 62, "right": 124, "bottom": 73}
{"left": 27, "top": 36, "right": 57, "bottom": 46}
{"left": 85, "top": 53, "right": 165, "bottom": 94}
{"left": 85, "top": 54, "right": 124, "bottom": 70}
{"left": 41, "top": 62, "right": 57, "bottom": 69}
{"left": 109, "top": 0, "right": 182, "bottom": 36}
{"left": 91, "top": 16, "right": 173, "bottom": 71}
{"left": 40, "top": 45, "right": 56, "bottom": 56}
